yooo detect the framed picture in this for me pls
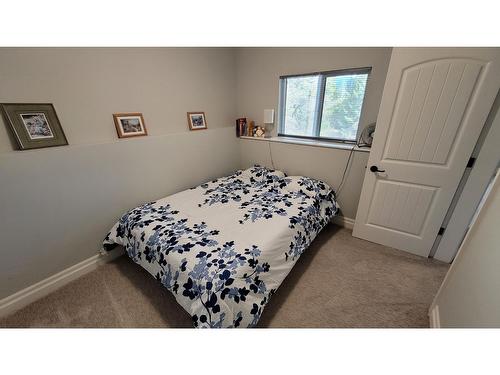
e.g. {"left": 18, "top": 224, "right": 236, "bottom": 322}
{"left": 113, "top": 113, "right": 147, "bottom": 138}
{"left": 1, "top": 103, "right": 68, "bottom": 150}
{"left": 187, "top": 112, "right": 207, "bottom": 131}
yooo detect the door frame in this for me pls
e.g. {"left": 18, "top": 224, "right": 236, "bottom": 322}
{"left": 433, "top": 90, "right": 500, "bottom": 263}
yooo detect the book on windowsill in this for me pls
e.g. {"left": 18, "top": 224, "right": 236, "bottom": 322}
{"left": 236, "top": 117, "right": 248, "bottom": 137}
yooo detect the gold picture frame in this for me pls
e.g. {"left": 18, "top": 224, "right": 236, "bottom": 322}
{"left": 113, "top": 113, "right": 148, "bottom": 138}
{"left": 187, "top": 112, "right": 207, "bottom": 131}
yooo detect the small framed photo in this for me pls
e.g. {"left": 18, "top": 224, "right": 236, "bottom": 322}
{"left": 1, "top": 103, "right": 68, "bottom": 150}
{"left": 187, "top": 112, "right": 207, "bottom": 131}
{"left": 113, "top": 113, "right": 147, "bottom": 138}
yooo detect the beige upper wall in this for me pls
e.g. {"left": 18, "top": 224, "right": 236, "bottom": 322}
{"left": 235, "top": 47, "right": 392, "bottom": 133}
{"left": 0, "top": 48, "right": 236, "bottom": 153}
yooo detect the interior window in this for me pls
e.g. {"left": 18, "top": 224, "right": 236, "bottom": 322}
{"left": 279, "top": 68, "right": 370, "bottom": 142}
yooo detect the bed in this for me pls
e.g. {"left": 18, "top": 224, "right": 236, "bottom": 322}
{"left": 102, "top": 165, "right": 338, "bottom": 328}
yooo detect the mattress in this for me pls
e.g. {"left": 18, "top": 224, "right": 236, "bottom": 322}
{"left": 102, "top": 165, "right": 338, "bottom": 327}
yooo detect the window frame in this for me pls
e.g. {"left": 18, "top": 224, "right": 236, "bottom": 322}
{"left": 278, "top": 67, "right": 372, "bottom": 144}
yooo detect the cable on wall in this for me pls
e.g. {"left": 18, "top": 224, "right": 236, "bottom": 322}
{"left": 336, "top": 145, "right": 355, "bottom": 197}
{"left": 268, "top": 140, "right": 276, "bottom": 170}
{"left": 337, "top": 130, "right": 369, "bottom": 198}
{"left": 266, "top": 128, "right": 370, "bottom": 196}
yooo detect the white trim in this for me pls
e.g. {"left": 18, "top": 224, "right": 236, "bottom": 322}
{"left": 429, "top": 305, "right": 441, "bottom": 328}
{"left": 0, "top": 248, "right": 124, "bottom": 319}
{"left": 333, "top": 215, "right": 355, "bottom": 230}
{"left": 239, "top": 136, "right": 370, "bottom": 153}
{"left": 0, "top": 215, "right": 351, "bottom": 318}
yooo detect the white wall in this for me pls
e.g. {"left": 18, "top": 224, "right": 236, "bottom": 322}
{"left": 0, "top": 48, "right": 239, "bottom": 299}
{"left": 0, "top": 48, "right": 236, "bottom": 152}
{"left": 0, "top": 47, "right": 392, "bottom": 299}
{"left": 431, "top": 170, "right": 500, "bottom": 327}
{"left": 239, "top": 139, "right": 369, "bottom": 220}
{"left": 236, "top": 48, "right": 392, "bottom": 219}
{"left": 235, "top": 47, "right": 391, "bottom": 133}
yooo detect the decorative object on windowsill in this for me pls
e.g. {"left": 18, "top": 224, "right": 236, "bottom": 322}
{"left": 235, "top": 117, "right": 247, "bottom": 137}
{"left": 254, "top": 126, "right": 265, "bottom": 138}
{"left": 187, "top": 112, "right": 207, "bottom": 131}
{"left": 1, "top": 103, "right": 68, "bottom": 150}
{"left": 248, "top": 120, "right": 255, "bottom": 137}
{"left": 113, "top": 113, "right": 147, "bottom": 138}
{"left": 263, "top": 109, "right": 275, "bottom": 125}
{"left": 262, "top": 108, "right": 275, "bottom": 139}
{"left": 358, "top": 122, "right": 376, "bottom": 148}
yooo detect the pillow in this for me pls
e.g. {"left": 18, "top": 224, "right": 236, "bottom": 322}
{"left": 282, "top": 176, "right": 335, "bottom": 201}
{"left": 240, "top": 165, "right": 286, "bottom": 185}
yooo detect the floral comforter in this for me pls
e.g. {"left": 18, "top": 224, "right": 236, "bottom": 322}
{"left": 102, "top": 166, "right": 338, "bottom": 328}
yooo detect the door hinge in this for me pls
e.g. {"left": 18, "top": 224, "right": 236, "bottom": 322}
{"left": 467, "top": 157, "right": 476, "bottom": 168}
{"left": 438, "top": 227, "right": 445, "bottom": 236}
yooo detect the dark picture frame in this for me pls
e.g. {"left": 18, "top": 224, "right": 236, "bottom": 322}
{"left": 113, "top": 113, "right": 148, "bottom": 138}
{"left": 187, "top": 112, "right": 207, "bottom": 131}
{"left": 1, "top": 103, "right": 68, "bottom": 150}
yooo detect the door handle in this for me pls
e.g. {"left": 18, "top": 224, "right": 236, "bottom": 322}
{"left": 370, "top": 165, "right": 386, "bottom": 173}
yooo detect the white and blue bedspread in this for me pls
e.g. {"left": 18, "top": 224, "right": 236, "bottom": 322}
{"left": 102, "top": 166, "right": 338, "bottom": 328}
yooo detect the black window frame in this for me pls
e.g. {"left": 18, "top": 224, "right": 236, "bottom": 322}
{"left": 278, "top": 67, "right": 372, "bottom": 143}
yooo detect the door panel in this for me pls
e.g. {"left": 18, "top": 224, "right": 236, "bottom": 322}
{"left": 353, "top": 48, "right": 500, "bottom": 257}
{"left": 431, "top": 63, "right": 482, "bottom": 164}
{"left": 407, "top": 63, "right": 450, "bottom": 161}
{"left": 418, "top": 62, "right": 467, "bottom": 162}
{"left": 385, "top": 59, "right": 483, "bottom": 164}
{"left": 367, "top": 181, "right": 437, "bottom": 236}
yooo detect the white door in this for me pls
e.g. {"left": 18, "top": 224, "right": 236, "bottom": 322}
{"left": 352, "top": 48, "right": 500, "bottom": 257}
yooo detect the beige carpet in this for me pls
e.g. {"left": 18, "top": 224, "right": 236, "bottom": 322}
{"left": 0, "top": 225, "right": 449, "bottom": 328}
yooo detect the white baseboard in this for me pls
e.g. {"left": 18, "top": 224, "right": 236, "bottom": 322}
{"left": 0, "top": 247, "right": 124, "bottom": 319}
{"left": 429, "top": 305, "right": 441, "bottom": 328}
{"left": 333, "top": 216, "right": 355, "bottom": 230}
{"left": 0, "top": 215, "right": 353, "bottom": 320}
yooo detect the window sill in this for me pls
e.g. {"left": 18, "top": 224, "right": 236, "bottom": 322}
{"left": 239, "top": 135, "right": 371, "bottom": 153}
